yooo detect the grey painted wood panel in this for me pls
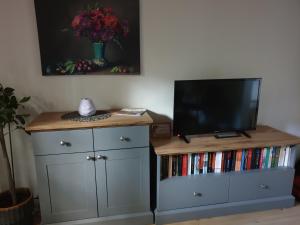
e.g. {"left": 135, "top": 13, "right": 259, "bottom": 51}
{"left": 257, "top": 168, "right": 294, "bottom": 199}
{"left": 229, "top": 171, "right": 261, "bottom": 202}
{"left": 155, "top": 196, "right": 295, "bottom": 225}
{"left": 229, "top": 168, "right": 295, "bottom": 202}
{"left": 95, "top": 148, "right": 150, "bottom": 217}
{"left": 158, "top": 174, "right": 229, "bottom": 211}
{"left": 35, "top": 152, "right": 98, "bottom": 224}
{"left": 32, "top": 129, "right": 93, "bottom": 155}
{"left": 93, "top": 126, "right": 149, "bottom": 150}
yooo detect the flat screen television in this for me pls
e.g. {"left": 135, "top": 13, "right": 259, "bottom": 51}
{"left": 173, "top": 78, "right": 261, "bottom": 136}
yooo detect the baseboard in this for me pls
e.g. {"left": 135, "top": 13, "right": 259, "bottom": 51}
{"left": 155, "top": 196, "right": 295, "bottom": 225}
{"left": 44, "top": 211, "right": 153, "bottom": 225}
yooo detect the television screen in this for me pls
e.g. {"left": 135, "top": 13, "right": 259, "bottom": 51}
{"left": 173, "top": 78, "right": 261, "bottom": 135}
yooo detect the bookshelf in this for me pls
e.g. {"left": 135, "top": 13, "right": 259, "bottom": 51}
{"left": 159, "top": 146, "right": 294, "bottom": 180}
{"left": 151, "top": 125, "right": 300, "bottom": 225}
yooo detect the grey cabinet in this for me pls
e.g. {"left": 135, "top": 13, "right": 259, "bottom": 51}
{"left": 35, "top": 152, "right": 98, "bottom": 224}
{"left": 32, "top": 126, "right": 151, "bottom": 225}
{"left": 96, "top": 148, "right": 150, "bottom": 216}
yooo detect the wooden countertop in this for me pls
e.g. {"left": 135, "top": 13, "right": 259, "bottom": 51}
{"left": 25, "top": 111, "right": 153, "bottom": 132}
{"left": 152, "top": 126, "right": 300, "bottom": 155}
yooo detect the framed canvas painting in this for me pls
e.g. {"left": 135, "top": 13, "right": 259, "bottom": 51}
{"left": 34, "top": 0, "right": 140, "bottom": 75}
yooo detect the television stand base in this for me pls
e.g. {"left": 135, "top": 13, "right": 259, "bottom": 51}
{"left": 214, "top": 132, "right": 241, "bottom": 139}
{"left": 214, "top": 131, "right": 251, "bottom": 139}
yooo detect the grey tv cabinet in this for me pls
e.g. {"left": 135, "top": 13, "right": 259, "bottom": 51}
{"left": 152, "top": 126, "right": 300, "bottom": 225}
{"left": 26, "top": 112, "right": 153, "bottom": 225}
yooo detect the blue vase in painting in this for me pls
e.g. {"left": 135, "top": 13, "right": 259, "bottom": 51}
{"left": 93, "top": 42, "right": 106, "bottom": 66}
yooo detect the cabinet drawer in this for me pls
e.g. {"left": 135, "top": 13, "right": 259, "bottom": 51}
{"left": 158, "top": 174, "right": 229, "bottom": 211}
{"left": 229, "top": 171, "right": 260, "bottom": 202}
{"left": 256, "top": 168, "right": 294, "bottom": 199}
{"left": 229, "top": 168, "right": 294, "bottom": 202}
{"left": 93, "top": 126, "right": 149, "bottom": 150}
{"left": 32, "top": 129, "right": 93, "bottom": 155}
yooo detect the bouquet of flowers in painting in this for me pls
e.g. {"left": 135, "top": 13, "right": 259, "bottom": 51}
{"left": 34, "top": 0, "right": 140, "bottom": 75}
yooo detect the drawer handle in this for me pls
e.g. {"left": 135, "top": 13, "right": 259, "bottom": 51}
{"left": 60, "top": 140, "right": 71, "bottom": 147}
{"left": 86, "top": 156, "right": 96, "bottom": 161}
{"left": 259, "top": 184, "right": 269, "bottom": 189}
{"left": 120, "top": 136, "right": 130, "bottom": 142}
{"left": 193, "top": 192, "right": 202, "bottom": 197}
{"left": 96, "top": 155, "right": 107, "bottom": 160}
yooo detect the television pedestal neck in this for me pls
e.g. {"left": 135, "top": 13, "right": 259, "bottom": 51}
{"left": 177, "top": 134, "right": 190, "bottom": 143}
{"left": 214, "top": 130, "right": 251, "bottom": 139}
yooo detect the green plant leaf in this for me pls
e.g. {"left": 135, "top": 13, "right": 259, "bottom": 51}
{"left": 65, "top": 60, "right": 73, "bottom": 66}
{"left": 0, "top": 84, "right": 30, "bottom": 128}
{"left": 3, "top": 87, "right": 14, "bottom": 96}
{"left": 19, "top": 96, "right": 31, "bottom": 103}
{"left": 9, "top": 96, "right": 18, "bottom": 108}
{"left": 70, "top": 64, "right": 75, "bottom": 74}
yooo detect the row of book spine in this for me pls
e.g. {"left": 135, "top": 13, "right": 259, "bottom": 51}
{"left": 160, "top": 146, "right": 293, "bottom": 180}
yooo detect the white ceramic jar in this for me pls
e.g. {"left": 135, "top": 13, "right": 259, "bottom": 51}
{"left": 78, "top": 98, "right": 96, "bottom": 117}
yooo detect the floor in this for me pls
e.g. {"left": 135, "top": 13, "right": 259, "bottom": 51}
{"left": 34, "top": 204, "right": 300, "bottom": 225}
{"left": 166, "top": 204, "right": 300, "bottom": 225}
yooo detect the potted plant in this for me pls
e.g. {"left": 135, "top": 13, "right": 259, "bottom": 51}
{"left": 0, "top": 83, "right": 32, "bottom": 225}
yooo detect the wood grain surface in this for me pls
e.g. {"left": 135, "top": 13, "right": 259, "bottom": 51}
{"left": 152, "top": 126, "right": 300, "bottom": 155}
{"left": 166, "top": 203, "right": 300, "bottom": 225}
{"left": 33, "top": 203, "right": 300, "bottom": 225}
{"left": 25, "top": 111, "right": 153, "bottom": 132}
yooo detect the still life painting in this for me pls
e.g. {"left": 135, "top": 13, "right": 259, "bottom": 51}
{"left": 34, "top": 0, "right": 140, "bottom": 75}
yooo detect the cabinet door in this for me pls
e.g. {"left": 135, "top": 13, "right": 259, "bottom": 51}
{"left": 95, "top": 148, "right": 150, "bottom": 217}
{"left": 35, "top": 152, "right": 98, "bottom": 224}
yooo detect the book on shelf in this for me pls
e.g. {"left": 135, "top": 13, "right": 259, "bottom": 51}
{"left": 231, "top": 151, "right": 236, "bottom": 172}
{"left": 207, "top": 152, "right": 212, "bottom": 173}
{"left": 211, "top": 152, "right": 216, "bottom": 173}
{"left": 182, "top": 154, "right": 188, "bottom": 176}
{"left": 215, "top": 152, "right": 222, "bottom": 173}
{"left": 246, "top": 149, "right": 253, "bottom": 170}
{"left": 168, "top": 155, "right": 173, "bottom": 178}
{"left": 268, "top": 147, "right": 273, "bottom": 168}
{"left": 271, "top": 147, "right": 276, "bottom": 168}
{"left": 188, "top": 153, "right": 192, "bottom": 175}
{"left": 259, "top": 149, "right": 264, "bottom": 169}
{"left": 235, "top": 150, "right": 242, "bottom": 171}
{"left": 172, "top": 155, "right": 177, "bottom": 176}
{"left": 203, "top": 152, "right": 208, "bottom": 174}
{"left": 193, "top": 154, "right": 199, "bottom": 175}
{"left": 199, "top": 153, "right": 204, "bottom": 174}
{"left": 191, "top": 154, "right": 195, "bottom": 174}
{"left": 160, "top": 146, "right": 294, "bottom": 180}
{"left": 278, "top": 147, "right": 285, "bottom": 167}
{"left": 178, "top": 155, "right": 182, "bottom": 176}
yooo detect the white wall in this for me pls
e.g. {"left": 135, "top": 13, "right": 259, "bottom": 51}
{"left": 0, "top": 0, "right": 300, "bottom": 194}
